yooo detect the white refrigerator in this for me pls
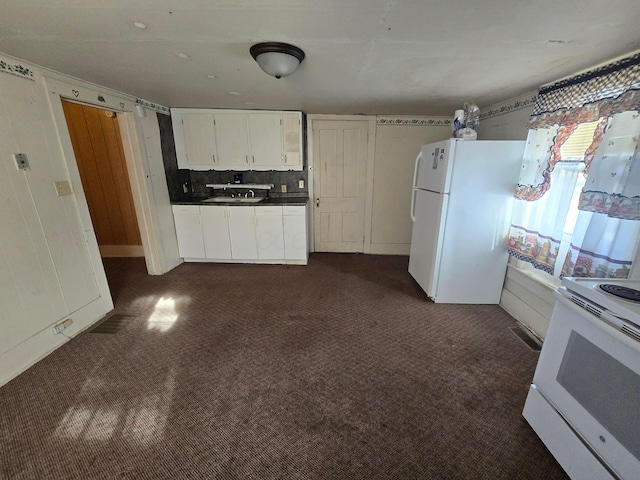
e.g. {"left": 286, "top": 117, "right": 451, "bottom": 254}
{"left": 409, "top": 139, "right": 524, "bottom": 303}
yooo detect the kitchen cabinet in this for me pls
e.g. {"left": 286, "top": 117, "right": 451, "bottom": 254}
{"left": 255, "top": 206, "right": 285, "bottom": 260}
{"left": 248, "top": 113, "right": 283, "bottom": 167}
{"left": 172, "top": 205, "right": 205, "bottom": 258}
{"left": 181, "top": 113, "right": 217, "bottom": 168}
{"left": 172, "top": 204, "right": 307, "bottom": 264}
{"left": 171, "top": 108, "right": 303, "bottom": 171}
{"left": 200, "top": 206, "right": 232, "bottom": 259}
{"left": 227, "top": 207, "right": 258, "bottom": 259}
{"left": 283, "top": 206, "right": 307, "bottom": 260}
{"left": 215, "top": 113, "right": 250, "bottom": 167}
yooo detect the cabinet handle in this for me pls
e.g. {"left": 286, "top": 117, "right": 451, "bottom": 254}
{"left": 284, "top": 154, "right": 288, "bottom": 164}
{"left": 245, "top": 155, "right": 249, "bottom": 164}
{"left": 212, "top": 154, "right": 216, "bottom": 163}
{"left": 252, "top": 155, "right": 255, "bottom": 164}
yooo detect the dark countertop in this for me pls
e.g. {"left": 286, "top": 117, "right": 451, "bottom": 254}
{"left": 172, "top": 195, "right": 309, "bottom": 207}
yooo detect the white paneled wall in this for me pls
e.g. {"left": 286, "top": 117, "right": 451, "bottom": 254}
{"left": 0, "top": 53, "right": 177, "bottom": 386}
{"left": 478, "top": 92, "right": 558, "bottom": 339}
{"left": 370, "top": 118, "right": 450, "bottom": 255}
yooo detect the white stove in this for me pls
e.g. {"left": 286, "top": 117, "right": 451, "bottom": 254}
{"left": 523, "top": 276, "right": 640, "bottom": 480}
{"left": 560, "top": 277, "right": 640, "bottom": 335}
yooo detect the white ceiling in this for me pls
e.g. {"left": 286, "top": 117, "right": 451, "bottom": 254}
{"left": 1, "top": 0, "right": 639, "bottom": 116}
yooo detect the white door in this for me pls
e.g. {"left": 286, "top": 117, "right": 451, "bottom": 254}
{"left": 201, "top": 206, "right": 232, "bottom": 259}
{"left": 182, "top": 113, "right": 217, "bottom": 167}
{"left": 215, "top": 114, "right": 250, "bottom": 167}
{"left": 228, "top": 207, "right": 257, "bottom": 259}
{"left": 248, "top": 113, "right": 283, "bottom": 167}
{"left": 312, "top": 120, "right": 369, "bottom": 253}
{"left": 408, "top": 189, "right": 447, "bottom": 299}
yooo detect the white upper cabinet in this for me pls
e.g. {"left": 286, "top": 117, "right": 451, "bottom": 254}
{"left": 215, "top": 113, "right": 250, "bottom": 167}
{"left": 172, "top": 108, "right": 303, "bottom": 171}
{"left": 181, "top": 113, "right": 217, "bottom": 168}
{"left": 282, "top": 112, "right": 303, "bottom": 168}
{"left": 248, "top": 113, "right": 283, "bottom": 167}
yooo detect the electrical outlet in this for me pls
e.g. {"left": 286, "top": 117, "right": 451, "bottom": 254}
{"left": 281, "top": 184, "right": 287, "bottom": 193}
{"left": 54, "top": 180, "right": 73, "bottom": 196}
{"left": 13, "top": 153, "right": 29, "bottom": 170}
{"left": 298, "top": 180, "right": 304, "bottom": 189}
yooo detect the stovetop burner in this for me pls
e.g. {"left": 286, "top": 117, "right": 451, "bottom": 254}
{"left": 598, "top": 284, "right": 640, "bottom": 303}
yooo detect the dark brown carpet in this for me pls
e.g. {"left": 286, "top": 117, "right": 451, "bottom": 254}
{"left": 0, "top": 254, "right": 568, "bottom": 479}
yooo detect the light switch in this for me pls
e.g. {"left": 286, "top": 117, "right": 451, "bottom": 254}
{"left": 54, "top": 180, "right": 73, "bottom": 196}
{"left": 298, "top": 180, "right": 304, "bottom": 189}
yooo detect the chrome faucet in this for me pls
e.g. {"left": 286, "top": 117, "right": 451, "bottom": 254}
{"left": 245, "top": 189, "right": 255, "bottom": 198}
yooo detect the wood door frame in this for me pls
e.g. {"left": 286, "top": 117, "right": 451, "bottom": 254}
{"left": 43, "top": 77, "right": 170, "bottom": 312}
{"left": 306, "top": 115, "right": 377, "bottom": 254}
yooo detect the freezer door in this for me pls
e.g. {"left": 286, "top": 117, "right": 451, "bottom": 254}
{"left": 415, "top": 139, "right": 455, "bottom": 193}
{"left": 408, "top": 189, "right": 448, "bottom": 299}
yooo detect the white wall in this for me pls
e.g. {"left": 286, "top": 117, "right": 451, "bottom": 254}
{"left": 0, "top": 53, "right": 177, "bottom": 386}
{"left": 369, "top": 117, "right": 451, "bottom": 255}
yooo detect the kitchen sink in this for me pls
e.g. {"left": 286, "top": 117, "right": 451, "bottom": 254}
{"left": 201, "top": 197, "right": 266, "bottom": 204}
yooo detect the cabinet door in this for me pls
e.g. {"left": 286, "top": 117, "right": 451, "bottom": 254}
{"left": 201, "top": 206, "right": 232, "bottom": 259}
{"left": 248, "top": 113, "right": 283, "bottom": 168}
{"left": 173, "top": 207, "right": 205, "bottom": 258}
{"left": 255, "top": 207, "right": 284, "bottom": 259}
{"left": 282, "top": 112, "right": 303, "bottom": 169}
{"left": 181, "top": 113, "right": 217, "bottom": 168}
{"left": 215, "top": 114, "right": 250, "bottom": 167}
{"left": 228, "top": 207, "right": 258, "bottom": 259}
{"left": 283, "top": 207, "right": 307, "bottom": 260}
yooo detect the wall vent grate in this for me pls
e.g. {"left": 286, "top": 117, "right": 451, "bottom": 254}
{"left": 89, "top": 314, "right": 138, "bottom": 334}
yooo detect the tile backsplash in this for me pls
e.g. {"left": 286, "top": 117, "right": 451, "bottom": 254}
{"left": 157, "top": 114, "right": 308, "bottom": 201}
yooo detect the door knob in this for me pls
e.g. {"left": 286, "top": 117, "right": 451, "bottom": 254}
{"left": 316, "top": 198, "right": 320, "bottom": 207}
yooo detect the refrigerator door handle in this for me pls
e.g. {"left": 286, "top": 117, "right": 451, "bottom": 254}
{"left": 412, "top": 151, "right": 422, "bottom": 189}
{"left": 410, "top": 188, "right": 417, "bottom": 222}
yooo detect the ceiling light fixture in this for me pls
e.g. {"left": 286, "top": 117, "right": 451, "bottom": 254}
{"left": 250, "top": 42, "right": 305, "bottom": 79}
{"left": 133, "top": 21, "right": 147, "bottom": 29}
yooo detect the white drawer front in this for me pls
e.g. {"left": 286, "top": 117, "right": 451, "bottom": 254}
{"left": 255, "top": 206, "right": 283, "bottom": 216}
{"left": 283, "top": 205, "right": 305, "bottom": 216}
{"left": 172, "top": 205, "right": 200, "bottom": 215}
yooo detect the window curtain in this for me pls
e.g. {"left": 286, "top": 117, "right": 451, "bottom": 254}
{"left": 508, "top": 53, "right": 640, "bottom": 278}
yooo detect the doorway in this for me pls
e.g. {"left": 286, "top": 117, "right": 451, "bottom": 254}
{"left": 312, "top": 119, "right": 370, "bottom": 253}
{"left": 61, "top": 100, "right": 143, "bottom": 258}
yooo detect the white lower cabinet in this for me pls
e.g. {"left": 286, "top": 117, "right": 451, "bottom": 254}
{"left": 172, "top": 205, "right": 205, "bottom": 258}
{"left": 255, "top": 206, "right": 285, "bottom": 260}
{"left": 201, "top": 206, "right": 232, "bottom": 259}
{"left": 227, "top": 207, "right": 258, "bottom": 260}
{"left": 173, "top": 204, "right": 307, "bottom": 264}
{"left": 283, "top": 206, "right": 307, "bottom": 260}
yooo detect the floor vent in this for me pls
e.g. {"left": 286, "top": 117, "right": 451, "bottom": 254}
{"left": 509, "top": 326, "right": 542, "bottom": 352}
{"left": 89, "top": 314, "right": 138, "bottom": 334}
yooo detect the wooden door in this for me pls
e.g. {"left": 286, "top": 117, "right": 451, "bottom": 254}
{"left": 62, "top": 100, "right": 142, "bottom": 256}
{"left": 312, "top": 120, "right": 369, "bottom": 252}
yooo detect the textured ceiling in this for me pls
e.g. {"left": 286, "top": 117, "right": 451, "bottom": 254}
{"left": 1, "top": 0, "right": 639, "bottom": 115}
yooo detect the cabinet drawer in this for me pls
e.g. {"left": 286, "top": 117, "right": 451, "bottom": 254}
{"left": 255, "top": 206, "right": 283, "bottom": 216}
{"left": 172, "top": 205, "right": 200, "bottom": 215}
{"left": 283, "top": 206, "right": 305, "bottom": 216}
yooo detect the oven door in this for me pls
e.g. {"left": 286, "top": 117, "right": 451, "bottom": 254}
{"left": 532, "top": 294, "right": 640, "bottom": 480}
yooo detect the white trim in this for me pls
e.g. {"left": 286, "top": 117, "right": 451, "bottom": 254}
{"left": 369, "top": 243, "right": 411, "bottom": 255}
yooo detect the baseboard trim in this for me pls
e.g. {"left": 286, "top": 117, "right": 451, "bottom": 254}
{"left": 369, "top": 243, "right": 410, "bottom": 255}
